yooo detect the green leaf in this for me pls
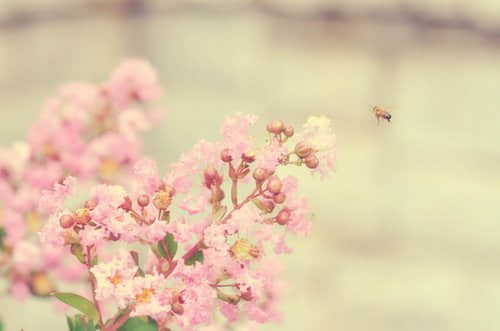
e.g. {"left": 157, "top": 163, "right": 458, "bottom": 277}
{"left": 0, "top": 227, "right": 6, "bottom": 250}
{"left": 130, "top": 251, "right": 145, "bottom": 277}
{"left": 117, "top": 317, "right": 157, "bottom": 331}
{"left": 70, "top": 244, "right": 86, "bottom": 264}
{"left": 157, "top": 233, "right": 177, "bottom": 260}
{"left": 185, "top": 250, "right": 204, "bottom": 266}
{"left": 54, "top": 293, "right": 99, "bottom": 322}
{"left": 66, "top": 316, "right": 75, "bottom": 331}
{"left": 87, "top": 319, "right": 96, "bottom": 331}
{"left": 91, "top": 255, "right": 98, "bottom": 267}
{"left": 74, "top": 315, "right": 84, "bottom": 331}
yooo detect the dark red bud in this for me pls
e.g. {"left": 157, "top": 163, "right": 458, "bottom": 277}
{"left": 220, "top": 148, "right": 233, "bottom": 163}
{"left": 137, "top": 194, "right": 150, "bottom": 207}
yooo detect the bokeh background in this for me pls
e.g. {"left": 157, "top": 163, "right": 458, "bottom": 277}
{"left": 1, "top": 0, "right": 500, "bottom": 330}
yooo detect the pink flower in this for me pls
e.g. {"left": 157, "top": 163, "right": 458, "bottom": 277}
{"left": 296, "top": 115, "right": 336, "bottom": 178}
{"left": 91, "top": 251, "right": 137, "bottom": 306}
{"left": 131, "top": 274, "right": 170, "bottom": 317}
{"left": 219, "top": 302, "right": 240, "bottom": 322}
{"left": 105, "top": 59, "right": 162, "bottom": 109}
{"left": 9, "top": 280, "right": 30, "bottom": 301}
{"left": 220, "top": 113, "right": 258, "bottom": 161}
{"left": 39, "top": 176, "right": 77, "bottom": 215}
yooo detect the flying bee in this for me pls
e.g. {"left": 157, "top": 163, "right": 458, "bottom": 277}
{"left": 372, "top": 106, "right": 392, "bottom": 123}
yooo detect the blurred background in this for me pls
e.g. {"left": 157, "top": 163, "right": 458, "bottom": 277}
{"left": 1, "top": 0, "right": 500, "bottom": 330}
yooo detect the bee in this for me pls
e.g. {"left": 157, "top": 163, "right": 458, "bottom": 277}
{"left": 372, "top": 106, "right": 392, "bottom": 123}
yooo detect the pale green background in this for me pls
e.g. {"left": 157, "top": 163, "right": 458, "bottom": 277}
{"left": 0, "top": 1, "right": 500, "bottom": 330}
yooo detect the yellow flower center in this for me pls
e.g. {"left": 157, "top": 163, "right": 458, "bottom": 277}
{"left": 107, "top": 273, "right": 122, "bottom": 286}
{"left": 231, "top": 238, "right": 260, "bottom": 261}
{"left": 136, "top": 288, "right": 154, "bottom": 304}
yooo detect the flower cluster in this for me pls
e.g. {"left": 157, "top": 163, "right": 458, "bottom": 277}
{"left": 39, "top": 113, "right": 336, "bottom": 330}
{"left": 0, "top": 59, "right": 163, "bottom": 301}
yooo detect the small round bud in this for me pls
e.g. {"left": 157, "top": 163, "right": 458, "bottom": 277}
{"left": 84, "top": 198, "right": 98, "bottom": 211}
{"left": 262, "top": 200, "right": 275, "bottom": 213}
{"left": 266, "top": 176, "right": 282, "bottom": 194}
{"left": 137, "top": 194, "right": 150, "bottom": 207}
{"left": 59, "top": 214, "right": 75, "bottom": 229}
{"left": 273, "top": 192, "right": 286, "bottom": 204}
{"left": 220, "top": 148, "right": 233, "bottom": 163}
{"left": 252, "top": 168, "right": 269, "bottom": 182}
{"left": 284, "top": 125, "right": 294, "bottom": 137}
{"left": 240, "top": 288, "right": 253, "bottom": 301}
{"left": 294, "top": 141, "right": 313, "bottom": 158}
{"left": 242, "top": 151, "right": 256, "bottom": 163}
{"left": 74, "top": 208, "right": 91, "bottom": 225}
{"left": 204, "top": 166, "right": 222, "bottom": 188}
{"left": 120, "top": 196, "right": 133, "bottom": 211}
{"left": 171, "top": 303, "right": 184, "bottom": 315}
{"left": 267, "top": 120, "right": 285, "bottom": 134}
{"left": 276, "top": 209, "right": 291, "bottom": 225}
{"left": 153, "top": 191, "right": 171, "bottom": 210}
{"left": 304, "top": 154, "right": 319, "bottom": 169}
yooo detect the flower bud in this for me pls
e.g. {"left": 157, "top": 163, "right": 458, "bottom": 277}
{"left": 241, "top": 151, "right": 256, "bottom": 163}
{"left": 74, "top": 208, "right": 91, "bottom": 225}
{"left": 59, "top": 214, "right": 75, "bottom": 229}
{"left": 240, "top": 288, "right": 253, "bottom": 301}
{"left": 204, "top": 166, "right": 222, "bottom": 188}
{"left": 276, "top": 209, "right": 291, "bottom": 225}
{"left": 267, "top": 120, "right": 285, "bottom": 134}
{"left": 305, "top": 154, "right": 319, "bottom": 169}
{"left": 84, "top": 198, "right": 98, "bottom": 211}
{"left": 220, "top": 148, "right": 233, "bottom": 163}
{"left": 273, "top": 192, "right": 286, "bottom": 204}
{"left": 213, "top": 187, "right": 225, "bottom": 202}
{"left": 153, "top": 191, "right": 171, "bottom": 210}
{"left": 294, "top": 141, "right": 313, "bottom": 158}
{"left": 284, "top": 125, "right": 294, "bottom": 137}
{"left": 120, "top": 196, "right": 133, "bottom": 211}
{"left": 237, "top": 167, "right": 250, "bottom": 179}
{"left": 137, "top": 194, "right": 150, "bottom": 207}
{"left": 262, "top": 200, "right": 275, "bottom": 213}
{"left": 266, "top": 176, "right": 282, "bottom": 194}
{"left": 252, "top": 167, "right": 269, "bottom": 182}
{"left": 171, "top": 303, "right": 184, "bottom": 315}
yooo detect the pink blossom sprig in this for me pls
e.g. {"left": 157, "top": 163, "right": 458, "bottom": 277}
{"left": 40, "top": 114, "right": 336, "bottom": 330}
{"left": 0, "top": 58, "right": 164, "bottom": 302}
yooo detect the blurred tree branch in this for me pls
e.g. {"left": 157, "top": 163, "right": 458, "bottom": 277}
{"left": 0, "top": 0, "right": 498, "bottom": 43}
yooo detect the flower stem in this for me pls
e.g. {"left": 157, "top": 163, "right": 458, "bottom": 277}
{"left": 86, "top": 246, "right": 105, "bottom": 328}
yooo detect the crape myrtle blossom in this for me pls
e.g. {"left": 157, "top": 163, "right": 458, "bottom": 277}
{"left": 40, "top": 114, "right": 336, "bottom": 331}
{"left": 0, "top": 58, "right": 163, "bottom": 302}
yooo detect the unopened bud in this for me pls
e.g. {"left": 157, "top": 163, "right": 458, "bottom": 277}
{"left": 242, "top": 152, "right": 256, "bottom": 163}
{"left": 120, "top": 196, "right": 133, "bottom": 211}
{"left": 137, "top": 194, "right": 150, "bottom": 207}
{"left": 304, "top": 154, "right": 319, "bottom": 169}
{"left": 252, "top": 168, "right": 269, "bottom": 182}
{"left": 266, "top": 176, "right": 282, "bottom": 194}
{"left": 220, "top": 148, "right": 233, "bottom": 163}
{"left": 74, "top": 208, "right": 91, "bottom": 225}
{"left": 204, "top": 166, "right": 222, "bottom": 188}
{"left": 240, "top": 288, "right": 253, "bottom": 301}
{"left": 273, "top": 192, "right": 286, "bottom": 204}
{"left": 267, "top": 120, "right": 285, "bottom": 134}
{"left": 153, "top": 191, "right": 171, "bottom": 210}
{"left": 59, "top": 214, "right": 75, "bottom": 229}
{"left": 294, "top": 141, "right": 313, "bottom": 158}
{"left": 84, "top": 198, "right": 98, "bottom": 211}
{"left": 171, "top": 303, "right": 184, "bottom": 315}
{"left": 213, "top": 187, "right": 225, "bottom": 202}
{"left": 284, "top": 125, "right": 294, "bottom": 137}
{"left": 276, "top": 209, "right": 291, "bottom": 225}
